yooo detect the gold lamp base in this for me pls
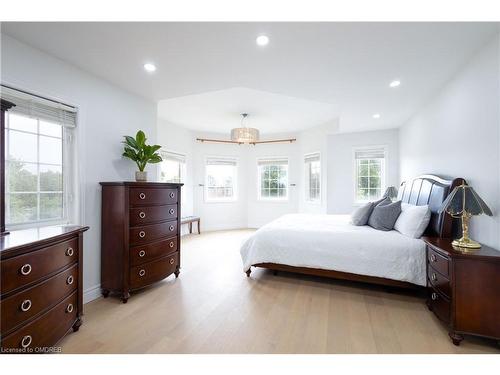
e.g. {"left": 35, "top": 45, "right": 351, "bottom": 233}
{"left": 452, "top": 237, "right": 481, "bottom": 250}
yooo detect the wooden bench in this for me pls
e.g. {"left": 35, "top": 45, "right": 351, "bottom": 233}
{"left": 181, "top": 216, "right": 201, "bottom": 234}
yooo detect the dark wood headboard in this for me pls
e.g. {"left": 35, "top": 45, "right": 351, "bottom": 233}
{"left": 397, "top": 174, "right": 465, "bottom": 238}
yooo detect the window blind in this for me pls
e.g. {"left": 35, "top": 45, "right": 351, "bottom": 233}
{"left": 161, "top": 150, "right": 186, "bottom": 164}
{"left": 206, "top": 157, "right": 237, "bottom": 166}
{"left": 1, "top": 85, "right": 77, "bottom": 128}
{"left": 354, "top": 148, "right": 385, "bottom": 160}
{"left": 304, "top": 153, "right": 320, "bottom": 163}
{"left": 257, "top": 158, "right": 288, "bottom": 166}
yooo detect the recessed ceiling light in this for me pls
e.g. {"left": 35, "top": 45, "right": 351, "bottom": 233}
{"left": 143, "top": 63, "right": 156, "bottom": 73}
{"left": 373, "top": 113, "right": 381, "bottom": 119}
{"left": 256, "top": 35, "right": 269, "bottom": 46}
{"left": 389, "top": 80, "right": 401, "bottom": 88}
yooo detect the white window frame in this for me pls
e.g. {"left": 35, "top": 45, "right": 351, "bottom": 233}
{"left": 257, "top": 157, "right": 289, "bottom": 202}
{"left": 204, "top": 156, "right": 238, "bottom": 203}
{"left": 353, "top": 145, "right": 387, "bottom": 204}
{"left": 304, "top": 152, "right": 321, "bottom": 204}
{"left": 4, "top": 112, "right": 76, "bottom": 230}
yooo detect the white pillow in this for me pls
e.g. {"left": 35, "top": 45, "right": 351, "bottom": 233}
{"left": 394, "top": 203, "right": 431, "bottom": 238}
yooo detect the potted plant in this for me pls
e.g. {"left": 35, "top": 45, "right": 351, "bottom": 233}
{"left": 122, "top": 130, "right": 162, "bottom": 182}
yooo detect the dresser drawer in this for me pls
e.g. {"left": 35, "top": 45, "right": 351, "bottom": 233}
{"left": 129, "top": 221, "right": 178, "bottom": 246}
{"left": 130, "top": 237, "right": 178, "bottom": 266}
{"left": 427, "top": 247, "right": 450, "bottom": 278}
{"left": 129, "top": 204, "right": 177, "bottom": 227}
{"left": 1, "top": 264, "right": 78, "bottom": 335}
{"left": 428, "top": 264, "right": 451, "bottom": 298}
{"left": 428, "top": 287, "right": 450, "bottom": 325}
{"left": 1, "top": 291, "right": 77, "bottom": 351}
{"left": 1, "top": 238, "right": 78, "bottom": 295}
{"left": 129, "top": 252, "right": 179, "bottom": 290}
{"left": 129, "top": 188, "right": 178, "bottom": 207}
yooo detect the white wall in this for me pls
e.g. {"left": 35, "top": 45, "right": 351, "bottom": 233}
{"left": 327, "top": 129, "right": 400, "bottom": 214}
{"left": 157, "top": 118, "right": 194, "bottom": 218}
{"left": 399, "top": 34, "right": 500, "bottom": 249}
{"left": 1, "top": 34, "right": 158, "bottom": 303}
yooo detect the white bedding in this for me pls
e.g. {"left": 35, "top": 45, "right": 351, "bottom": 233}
{"left": 240, "top": 214, "right": 427, "bottom": 286}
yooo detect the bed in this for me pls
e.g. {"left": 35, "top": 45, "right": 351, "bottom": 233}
{"left": 240, "top": 174, "right": 464, "bottom": 289}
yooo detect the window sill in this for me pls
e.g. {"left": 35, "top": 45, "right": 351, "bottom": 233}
{"left": 204, "top": 199, "right": 238, "bottom": 204}
{"left": 257, "top": 198, "right": 289, "bottom": 203}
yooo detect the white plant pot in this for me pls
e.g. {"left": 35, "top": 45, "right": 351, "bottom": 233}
{"left": 135, "top": 171, "right": 147, "bottom": 182}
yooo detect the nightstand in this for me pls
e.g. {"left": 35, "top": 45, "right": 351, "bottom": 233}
{"left": 423, "top": 237, "right": 500, "bottom": 346}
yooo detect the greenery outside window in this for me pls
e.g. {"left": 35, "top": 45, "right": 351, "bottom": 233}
{"left": 354, "top": 147, "right": 386, "bottom": 203}
{"left": 258, "top": 158, "right": 288, "bottom": 200}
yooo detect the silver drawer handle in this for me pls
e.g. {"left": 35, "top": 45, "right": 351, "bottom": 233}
{"left": 139, "top": 231, "right": 146, "bottom": 238}
{"left": 169, "top": 258, "right": 175, "bottom": 265}
{"left": 139, "top": 269, "right": 146, "bottom": 277}
{"left": 169, "top": 241, "right": 174, "bottom": 248}
{"left": 431, "top": 273, "right": 437, "bottom": 281}
{"left": 66, "top": 303, "right": 74, "bottom": 313}
{"left": 21, "top": 299, "right": 32, "bottom": 312}
{"left": 139, "top": 211, "right": 146, "bottom": 219}
{"left": 430, "top": 254, "right": 437, "bottom": 262}
{"left": 169, "top": 225, "right": 174, "bottom": 231}
{"left": 67, "top": 275, "right": 74, "bottom": 285}
{"left": 21, "top": 335, "right": 32, "bottom": 348}
{"left": 139, "top": 192, "right": 146, "bottom": 200}
{"left": 139, "top": 250, "right": 146, "bottom": 257}
{"left": 20, "top": 264, "right": 32, "bottom": 276}
{"left": 169, "top": 192, "right": 175, "bottom": 198}
{"left": 66, "top": 247, "right": 74, "bottom": 257}
{"left": 431, "top": 292, "right": 438, "bottom": 301}
{"left": 169, "top": 208, "right": 175, "bottom": 215}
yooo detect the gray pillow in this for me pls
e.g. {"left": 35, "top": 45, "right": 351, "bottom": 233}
{"left": 368, "top": 199, "right": 402, "bottom": 231}
{"left": 350, "top": 202, "right": 374, "bottom": 226}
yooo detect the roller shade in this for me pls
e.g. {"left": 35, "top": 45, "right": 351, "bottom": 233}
{"left": 304, "top": 153, "right": 320, "bottom": 163}
{"left": 354, "top": 148, "right": 385, "bottom": 160}
{"left": 257, "top": 158, "right": 288, "bottom": 166}
{"left": 1, "top": 85, "right": 77, "bottom": 128}
{"left": 206, "top": 157, "right": 237, "bottom": 166}
{"left": 161, "top": 150, "right": 186, "bottom": 164}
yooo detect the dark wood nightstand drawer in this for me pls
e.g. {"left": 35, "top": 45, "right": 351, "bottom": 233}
{"left": 428, "top": 265, "right": 451, "bottom": 298}
{"left": 1, "top": 238, "right": 78, "bottom": 295}
{"left": 129, "top": 188, "right": 178, "bottom": 207}
{"left": 1, "top": 264, "right": 78, "bottom": 335}
{"left": 129, "top": 204, "right": 177, "bottom": 227}
{"left": 129, "top": 252, "right": 179, "bottom": 290}
{"left": 427, "top": 247, "right": 450, "bottom": 278}
{"left": 428, "top": 287, "right": 450, "bottom": 325}
{"left": 129, "top": 237, "right": 178, "bottom": 266}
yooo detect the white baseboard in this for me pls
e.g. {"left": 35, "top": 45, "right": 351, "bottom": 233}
{"left": 83, "top": 284, "right": 102, "bottom": 304}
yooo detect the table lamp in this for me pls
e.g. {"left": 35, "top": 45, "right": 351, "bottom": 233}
{"left": 439, "top": 183, "right": 493, "bottom": 249}
{"left": 383, "top": 186, "right": 398, "bottom": 201}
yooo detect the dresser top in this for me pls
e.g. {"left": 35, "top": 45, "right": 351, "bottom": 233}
{"left": 100, "top": 181, "right": 183, "bottom": 187}
{"left": 423, "top": 236, "right": 500, "bottom": 260}
{"left": 0, "top": 225, "right": 89, "bottom": 256}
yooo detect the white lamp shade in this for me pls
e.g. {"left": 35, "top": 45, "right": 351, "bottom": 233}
{"left": 230, "top": 127, "right": 260, "bottom": 143}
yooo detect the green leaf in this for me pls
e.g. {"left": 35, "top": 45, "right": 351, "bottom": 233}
{"left": 136, "top": 130, "right": 146, "bottom": 147}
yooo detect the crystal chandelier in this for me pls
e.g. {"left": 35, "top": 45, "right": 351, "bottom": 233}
{"left": 230, "top": 113, "right": 260, "bottom": 143}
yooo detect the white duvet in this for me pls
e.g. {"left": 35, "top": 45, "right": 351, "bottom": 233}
{"left": 240, "top": 214, "right": 427, "bottom": 286}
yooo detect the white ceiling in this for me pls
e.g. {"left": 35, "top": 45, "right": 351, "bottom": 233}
{"left": 2, "top": 22, "right": 498, "bottom": 133}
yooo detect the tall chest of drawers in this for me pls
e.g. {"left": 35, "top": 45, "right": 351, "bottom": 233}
{"left": 100, "top": 182, "right": 183, "bottom": 303}
{"left": 423, "top": 237, "right": 500, "bottom": 346}
{"left": 0, "top": 225, "right": 89, "bottom": 353}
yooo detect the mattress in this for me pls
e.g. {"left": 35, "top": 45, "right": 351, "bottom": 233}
{"left": 240, "top": 214, "right": 427, "bottom": 286}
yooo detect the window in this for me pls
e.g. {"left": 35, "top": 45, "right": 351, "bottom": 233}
{"left": 258, "top": 158, "right": 288, "bottom": 200}
{"left": 304, "top": 153, "right": 320, "bottom": 202}
{"left": 354, "top": 147, "right": 386, "bottom": 202}
{"left": 160, "top": 151, "right": 186, "bottom": 183}
{"left": 205, "top": 157, "right": 237, "bottom": 202}
{"left": 3, "top": 86, "right": 77, "bottom": 228}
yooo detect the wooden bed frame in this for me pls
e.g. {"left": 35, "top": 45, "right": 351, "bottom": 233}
{"left": 245, "top": 174, "right": 465, "bottom": 290}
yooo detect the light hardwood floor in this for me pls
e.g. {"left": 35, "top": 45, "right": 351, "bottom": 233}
{"left": 61, "top": 229, "right": 499, "bottom": 354}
